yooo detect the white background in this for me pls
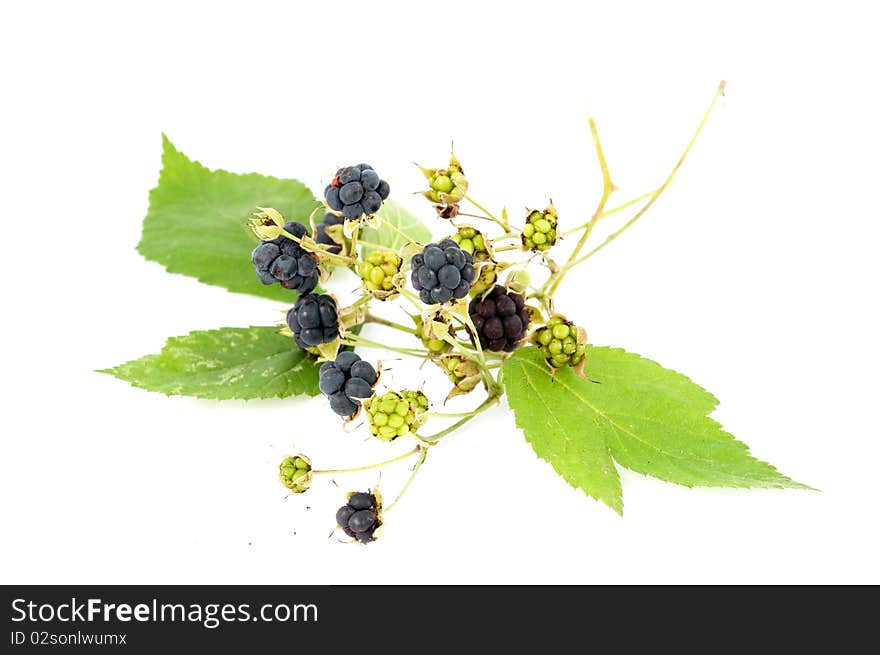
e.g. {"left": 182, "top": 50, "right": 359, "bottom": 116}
{"left": 2, "top": 1, "right": 878, "bottom": 584}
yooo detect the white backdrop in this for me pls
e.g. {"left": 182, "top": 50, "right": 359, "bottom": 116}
{"left": 1, "top": 1, "right": 878, "bottom": 584}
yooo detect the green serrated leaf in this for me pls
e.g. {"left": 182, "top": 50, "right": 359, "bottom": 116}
{"left": 137, "top": 135, "right": 322, "bottom": 301}
{"left": 360, "top": 200, "right": 432, "bottom": 255}
{"left": 99, "top": 326, "right": 320, "bottom": 399}
{"left": 503, "top": 346, "right": 809, "bottom": 515}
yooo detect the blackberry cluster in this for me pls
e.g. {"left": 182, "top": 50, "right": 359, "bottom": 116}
{"left": 521, "top": 206, "right": 558, "bottom": 252}
{"left": 278, "top": 455, "right": 312, "bottom": 494}
{"left": 314, "top": 212, "right": 344, "bottom": 254}
{"left": 251, "top": 221, "right": 319, "bottom": 292}
{"left": 468, "top": 285, "right": 530, "bottom": 352}
{"left": 336, "top": 492, "right": 380, "bottom": 544}
{"left": 532, "top": 315, "right": 586, "bottom": 369}
{"left": 364, "top": 390, "right": 429, "bottom": 441}
{"left": 324, "top": 164, "right": 390, "bottom": 220}
{"left": 410, "top": 240, "right": 476, "bottom": 304}
{"left": 319, "top": 352, "right": 378, "bottom": 417}
{"left": 286, "top": 293, "right": 339, "bottom": 349}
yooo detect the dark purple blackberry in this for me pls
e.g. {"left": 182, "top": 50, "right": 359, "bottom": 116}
{"left": 468, "top": 285, "right": 530, "bottom": 352}
{"left": 324, "top": 164, "right": 390, "bottom": 221}
{"left": 286, "top": 293, "right": 339, "bottom": 349}
{"left": 251, "top": 221, "right": 319, "bottom": 293}
{"left": 318, "top": 352, "right": 378, "bottom": 418}
{"left": 410, "top": 240, "right": 476, "bottom": 305}
{"left": 335, "top": 492, "right": 380, "bottom": 544}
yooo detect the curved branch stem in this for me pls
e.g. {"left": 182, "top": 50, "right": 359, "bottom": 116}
{"left": 383, "top": 446, "right": 429, "bottom": 513}
{"left": 313, "top": 446, "right": 421, "bottom": 476}
{"left": 563, "top": 81, "right": 726, "bottom": 272}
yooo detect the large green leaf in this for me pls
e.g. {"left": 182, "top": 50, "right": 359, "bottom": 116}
{"left": 360, "top": 200, "right": 432, "bottom": 255}
{"left": 99, "top": 326, "right": 320, "bottom": 399}
{"left": 137, "top": 135, "right": 321, "bottom": 301}
{"left": 503, "top": 346, "right": 809, "bottom": 514}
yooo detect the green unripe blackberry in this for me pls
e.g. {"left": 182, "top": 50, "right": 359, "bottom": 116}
{"left": 521, "top": 205, "right": 559, "bottom": 252}
{"left": 279, "top": 455, "right": 312, "bottom": 493}
{"left": 414, "top": 314, "right": 452, "bottom": 356}
{"left": 438, "top": 354, "right": 482, "bottom": 398}
{"left": 449, "top": 226, "right": 492, "bottom": 263}
{"left": 418, "top": 152, "right": 468, "bottom": 206}
{"left": 469, "top": 261, "right": 505, "bottom": 297}
{"left": 531, "top": 315, "right": 586, "bottom": 369}
{"left": 363, "top": 390, "right": 430, "bottom": 441}
{"left": 358, "top": 251, "right": 402, "bottom": 299}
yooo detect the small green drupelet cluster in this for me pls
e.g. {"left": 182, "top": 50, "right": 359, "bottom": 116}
{"left": 440, "top": 355, "right": 482, "bottom": 396}
{"left": 364, "top": 390, "right": 430, "bottom": 441}
{"left": 278, "top": 455, "right": 312, "bottom": 493}
{"left": 414, "top": 315, "right": 451, "bottom": 356}
{"left": 358, "top": 251, "right": 402, "bottom": 297}
{"left": 531, "top": 315, "right": 585, "bottom": 369}
{"left": 521, "top": 206, "right": 558, "bottom": 252}
{"left": 449, "top": 226, "right": 491, "bottom": 262}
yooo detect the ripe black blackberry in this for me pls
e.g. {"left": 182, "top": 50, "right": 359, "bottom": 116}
{"left": 468, "top": 285, "right": 530, "bottom": 352}
{"left": 314, "top": 212, "right": 344, "bottom": 254}
{"left": 319, "top": 352, "right": 378, "bottom": 418}
{"left": 324, "top": 164, "right": 390, "bottom": 220}
{"left": 251, "top": 221, "right": 319, "bottom": 292}
{"left": 286, "top": 293, "right": 339, "bottom": 349}
{"left": 410, "top": 239, "right": 476, "bottom": 305}
{"left": 335, "top": 491, "right": 381, "bottom": 543}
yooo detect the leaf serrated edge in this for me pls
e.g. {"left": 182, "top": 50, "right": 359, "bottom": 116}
{"left": 504, "top": 351, "right": 625, "bottom": 515}
{"left": 517, "top": 348, "right": 816, "bottom": 492}
{"left": 135, "top": 135, "right": 321, "bottom": 301}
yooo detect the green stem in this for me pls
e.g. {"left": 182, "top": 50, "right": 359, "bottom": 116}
{"left": 343, "top": 334, "right": 429, "bottom": 357}
{"left": 280, "top": 229, "right": 354, "bottom": 267}
{"left": 313, "top": 446, "right": 421, "bottom": 475}
{"left": 464, "top": 195, "right": 507, "bottom": 231}
{"left": 494, "top": 244, "right": 522, "bottom": 253}
{"left": 541, "top": 117, "right": 616, "bottom": 297}
{"left": 383, "top": 446, "right": 429, "bottom": 513}
{"left": 563, "top": 81, "right": 726, "bottom": 271}
{"left": 365, "top": 312, "right": 418, "bottom": 335}
{"left": 350, "top": 294, "right": 372, "bottom": 310}
{"left": 560, "top": 189, "right": 658, "bottom": 236}
{"left": 399, "top": 288, "right": 425, "bottom": 311}
{"left": 418, "top": 394, "right": 500, "bottom": 441}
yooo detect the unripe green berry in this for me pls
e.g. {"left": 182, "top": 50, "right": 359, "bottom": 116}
{"left": 521, "top": 205, "right": 559, "bottom": 252}
{"left": 449, "top": 225, "right": 492, "bottom": 263}
{"left": 530, "top": 314, "right": 586, "bottom": 370}
{"left": 364, "top": 390, "right": 430, "bottom": 441}
{"left": 358, "top": 251, "right": 402, "bottom": 299}
{"left": 279, "top": 455, "right": 313, "bottom": 493}
{"left": 437, "top": 354, "right": 483, "bottom": 399}
{"left": 432, "top": 175, "right": 454, "bottom": 193}
{"left": 419, "top": 153, "right": 468, "bottom": 206}
{"left": 414, "top": 314, "right": 452, "bottom": 355}
{"left": 469, "top": 262, "right": 503, "bottom": 296}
